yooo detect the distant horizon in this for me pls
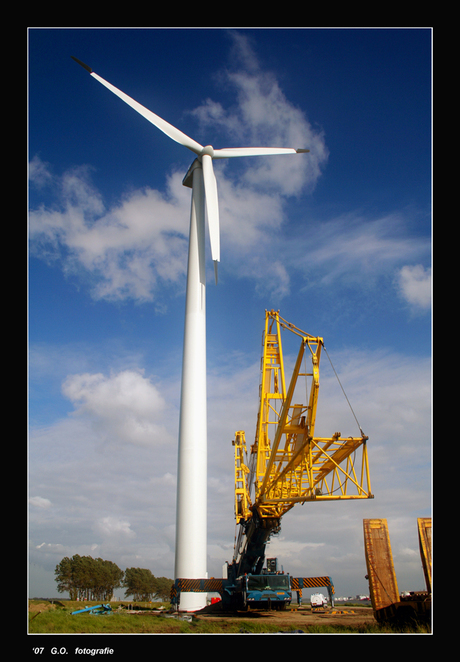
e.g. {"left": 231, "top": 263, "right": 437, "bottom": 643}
{"left": 30, "top": 594, "right": 374, "bottom": 603}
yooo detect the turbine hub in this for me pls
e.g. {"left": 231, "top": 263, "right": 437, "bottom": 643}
{"left": 201, "top": 145, "right": 214, "bottom": 157}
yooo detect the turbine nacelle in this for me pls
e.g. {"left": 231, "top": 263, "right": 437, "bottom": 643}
{"left": 71, "top": 57, "right": 309, "bottom": 283}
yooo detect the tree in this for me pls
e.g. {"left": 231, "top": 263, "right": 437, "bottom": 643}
{"left": 54, "top": 555, "right": 123, "bottom": 601}
{"left": 54, "top": 556, "right": 77, "bottom": 600}
{"left": 152, "top": 576, "right": 174, "bottom": 602}
{"left": 96, "top": 559, "right": 124, "bottom": 601}
{"left": 123, "top": 567, "right": 157, "bottom": 601}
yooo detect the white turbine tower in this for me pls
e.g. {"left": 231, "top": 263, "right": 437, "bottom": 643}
{"left": 72, "top": 56, "right": 309, "bottom": 611}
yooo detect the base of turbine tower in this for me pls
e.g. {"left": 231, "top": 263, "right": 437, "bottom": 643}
{"left": 177, "top": 591, "right": 207, "bottom": 612}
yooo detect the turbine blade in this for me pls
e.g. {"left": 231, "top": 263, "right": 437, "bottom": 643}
{"left": 213, "top": 147, "right": 310, "bottom": 158}
{"left": 71, "top": 56, "right": 92, "bottom": 73}
{"left": 72, "top": 58, "right": 203, "bottom": 155}
{"left": 201, "top": 154, "right": 220, "bottom": 265}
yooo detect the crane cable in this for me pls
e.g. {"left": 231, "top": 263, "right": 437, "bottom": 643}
{"left": 322, "top": 345, "right": 365, "bottom": 438}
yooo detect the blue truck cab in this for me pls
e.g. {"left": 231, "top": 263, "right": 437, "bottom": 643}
{"left": 241, "top": 571, "right": 292, "bottom": 610}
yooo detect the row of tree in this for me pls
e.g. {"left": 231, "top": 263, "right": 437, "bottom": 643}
{"left": 54, "top": 555, "right": 173, "bottom": 602}
{"left": 122, "top": 567, "right": 172, "bottom": 602}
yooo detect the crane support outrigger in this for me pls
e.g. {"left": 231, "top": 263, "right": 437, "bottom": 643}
{"left": 172, "top": 310, "right": 373, "bottom": 610}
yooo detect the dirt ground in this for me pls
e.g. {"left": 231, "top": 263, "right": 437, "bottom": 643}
{"left": 192, "top": 604, "right": 375, "bottom": 630}
{"left": 28, "top": 601, "right": 57, "bottom": 613}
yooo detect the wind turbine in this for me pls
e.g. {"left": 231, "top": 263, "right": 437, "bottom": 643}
{"left": 71, "top": 56, "right": 309, "bottom": 611}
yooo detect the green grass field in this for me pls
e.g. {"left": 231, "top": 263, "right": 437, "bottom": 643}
{"left": 28, "top": 600, "right": 430, "bottom": 635}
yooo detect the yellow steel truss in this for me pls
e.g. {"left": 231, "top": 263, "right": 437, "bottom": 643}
{"left": 234, "top": 310, "right": 373, "bottom": 525}
{"left": 417, "top": 517, "right": 432, "bottom": 593}
{"left": 233, "top": 430, "right": 252, "bottom": 523}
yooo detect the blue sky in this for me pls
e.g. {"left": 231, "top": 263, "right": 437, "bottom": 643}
{"left": 28, "top": 28, "right": 432, "bottom": 600}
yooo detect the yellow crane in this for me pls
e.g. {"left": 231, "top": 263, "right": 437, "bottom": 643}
{"left": 232, "top": 310, "right": 373, "bottom": 576}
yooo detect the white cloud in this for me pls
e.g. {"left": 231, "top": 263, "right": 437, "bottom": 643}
{"left": 29, "top": 154, "right": 54, "bottom": 188}
{"left": 35, "top": 542, "right": 65, "bottom": 552}
{"left": 191, "top": 32, "right": 328, "bottom": 197}
{"left": 396, "top": 264, "right": 431, "bottom": 310}
{"left": 29, "top": 165, "right": 191, "bottom": 302}
{"left": 29, "top": 496, "right": 52, "bottom": 509}
{"left": 291, "top": 213, "right": 430, "bottom": 286}
{"left": 62, "top": 369, "right": 174, "bottom": 447}
{"left": 95, "top": 516, "right": 136, "bottom": 539}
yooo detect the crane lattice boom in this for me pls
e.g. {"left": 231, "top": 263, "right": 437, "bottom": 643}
{"left": 233, "top": 310, "right": 373, "bottom": 573}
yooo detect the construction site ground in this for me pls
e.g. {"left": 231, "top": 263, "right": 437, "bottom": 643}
{"left": 192, "top": 603, "right": 376, "bottom": 632}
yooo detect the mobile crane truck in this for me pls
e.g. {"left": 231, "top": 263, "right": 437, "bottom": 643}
{"left": 171, "top": 311, "right": 373, "bottom": 610}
